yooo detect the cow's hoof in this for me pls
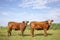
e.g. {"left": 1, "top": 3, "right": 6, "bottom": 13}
{"left": 44, "top": 35, "right": 47, "bottom": 37}
{"left": 32, "top": 35, "right": 34, "bottom": 37}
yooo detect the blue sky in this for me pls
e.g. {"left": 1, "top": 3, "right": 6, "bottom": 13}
{"left": 0, "top": 0, "right": 60, "bottom": 26}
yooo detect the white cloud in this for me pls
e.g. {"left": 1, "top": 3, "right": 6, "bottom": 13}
{"left": 19, "top": 0, "right": 60, "bottom": 9}
{"left": 1, "top": 8, "right": 60, "bottom": 23}
{"left": 19, "top": 0, "right": 48, "bottom": 9}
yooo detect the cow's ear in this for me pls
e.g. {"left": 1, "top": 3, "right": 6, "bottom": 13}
{"left": 27, "top": 21, "right": 29, "bottom": 23}
{"left": 51, "top": 20, "right": 53, "bottom": 22}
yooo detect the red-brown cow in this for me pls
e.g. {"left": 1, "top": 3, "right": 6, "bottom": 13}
{"left": 30, "top": 20, "right": 53, "bottom": 37}
{"left": 7, "top": 21, "right": 29, "bottom": 36}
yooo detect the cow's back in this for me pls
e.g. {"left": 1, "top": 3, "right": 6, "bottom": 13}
{"left": 8, "top": 22, "right": 20, "bottom": 29}
{"left": 30, "top": 21, "right": 48, "bottom": 30}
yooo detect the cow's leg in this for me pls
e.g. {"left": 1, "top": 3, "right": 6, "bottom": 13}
{"left": 8, "top": 28, "right": 12, "bottom": 36}
{"left": 20, "top": 28, "right": 24, "bottom": 36}
{"left": 44, "top": 29, "right": 47, "bottom": 36}
{"left": 31, "top": 28, "right": 34, "bottom": 37}
{"left": 8, "top": 28, "right": 10, "bottom": 36}
{"left": 22, "top": 31, "right": 24, "bottom": 36}
{"left": 21, "top": 30, "right": 24, "bottom": 36}
{"left": 22, "top": 28, "right": 26, "bottom": 36}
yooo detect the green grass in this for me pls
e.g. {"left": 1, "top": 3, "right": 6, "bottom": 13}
{"left": 50, "top": 24, "right": 60, "bottom": 30}
{"left": 0, "top": 27, "right": 60, "bottom": 40}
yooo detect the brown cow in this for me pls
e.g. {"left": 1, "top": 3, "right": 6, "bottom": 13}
{"left": 7, "top": 21, "right": 29, "bottom": 36}
{"left": 30, "top": 20, "right": 53, "bottom": 37}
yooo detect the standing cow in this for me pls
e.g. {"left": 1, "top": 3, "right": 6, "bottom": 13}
{"left": 7, "top": 21, "right": 29, "bottom": 36}
{"left": 30, "top": 20, "right": 53, "bottom": 37}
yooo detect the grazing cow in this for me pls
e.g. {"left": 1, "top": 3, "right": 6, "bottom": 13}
{"left": 7, "top": 21, "right": 29, "bottom": 36}
{"left": 30, "top": 20, "right": 53, "bottom": 37}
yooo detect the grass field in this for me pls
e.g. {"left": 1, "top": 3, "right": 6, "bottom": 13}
{"left": 0, "top": 24, "right": 60, "bottom": 40}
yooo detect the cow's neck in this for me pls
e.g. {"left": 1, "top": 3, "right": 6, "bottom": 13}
{"left": 47, "top": 25, "right": 50, "bottom": 30}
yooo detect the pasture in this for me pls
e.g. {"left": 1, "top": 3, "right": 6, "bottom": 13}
{"left": 0, "top": 24, "right": 60, "bottom": 40}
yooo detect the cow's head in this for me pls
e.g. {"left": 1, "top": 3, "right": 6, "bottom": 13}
{"left": 47, "top": 20, "right": 53, "bottom": 25}
{"left": 22, "top": 21, "right": 29, "bottom": 26}
{"left": 22, "top": 21, "right": 29, "bottom": 23}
